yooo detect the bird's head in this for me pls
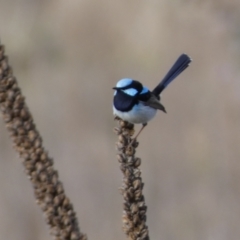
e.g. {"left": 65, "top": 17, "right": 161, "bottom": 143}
{"left": 113, "top": 78, "right": 149, "bottom": 97}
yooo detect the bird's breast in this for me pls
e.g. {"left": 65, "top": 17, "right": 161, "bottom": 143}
{"left": 113, "top": 102, "right": 157, "bottom": 124}
{"left": 113, "top": 91, "right": 137, "bottom": 112}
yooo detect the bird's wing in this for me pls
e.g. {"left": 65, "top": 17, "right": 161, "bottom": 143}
{"left": 141, "top": 94, "right": 166, "bottom": 113}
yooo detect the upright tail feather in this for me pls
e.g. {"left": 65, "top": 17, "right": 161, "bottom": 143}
{"left": 152, "top": 54, "right": 192, "bottom": 96}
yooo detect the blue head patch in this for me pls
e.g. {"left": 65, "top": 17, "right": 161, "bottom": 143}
{"left": 114, "top": 79, "right": 147, "bottom": 96}
{"left": 116, "top": 78, "right": 133, "bottom": 88}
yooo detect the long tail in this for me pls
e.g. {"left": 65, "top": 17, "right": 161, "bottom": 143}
{"left": 152, "top": 54, "right": 192, "bottom": 96}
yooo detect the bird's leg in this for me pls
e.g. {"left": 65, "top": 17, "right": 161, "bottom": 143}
{"left": 134, "top": 123, "right": 147, "bottom": 140}
{"left": 128, "top": 123, "right": 147, "bottom": 147}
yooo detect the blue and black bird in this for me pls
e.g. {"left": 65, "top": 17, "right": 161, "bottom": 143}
{"left": 113, "top": 54, "right": 192, "bottom": 140}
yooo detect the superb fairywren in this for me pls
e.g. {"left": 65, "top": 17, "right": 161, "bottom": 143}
{"left": 113, "top": 54, "right": 192, "bottom": 142}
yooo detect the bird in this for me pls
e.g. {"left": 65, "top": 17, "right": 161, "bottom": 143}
{"left": 113, "top": 54, "right": 192, "bottom": 143}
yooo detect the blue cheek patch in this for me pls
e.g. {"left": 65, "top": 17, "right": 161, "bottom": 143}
{"left": 116, "top": 78, "right": 133, "bottom": 88}
{"left": 123, "top": 88, "right": 138, "bottom": 96}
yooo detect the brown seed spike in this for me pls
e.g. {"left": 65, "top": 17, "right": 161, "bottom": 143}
{"left": 114, "top": 117, "right": 149, "bottom": 240}
{"left": 0, "top": 41, "right": 86, "bottom": 240}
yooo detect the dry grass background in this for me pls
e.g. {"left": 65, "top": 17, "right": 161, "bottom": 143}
{"left": 0, "top": 0, "right": 240, "bottom": 239}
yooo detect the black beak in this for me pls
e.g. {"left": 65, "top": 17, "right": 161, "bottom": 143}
{"left": 112, "top": 87, "right": 118, "bottom": 90}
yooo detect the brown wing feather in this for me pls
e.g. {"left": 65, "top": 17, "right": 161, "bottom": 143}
{"left": 142, "top": 94, "right": 166, "bottom": 113}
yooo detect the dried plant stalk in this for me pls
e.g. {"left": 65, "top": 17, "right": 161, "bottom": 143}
{"left": 0, "top": 42, "right": 86, "bottom": 240}
{"left": 114, "top": 119, "right": 149, "bottom": 240}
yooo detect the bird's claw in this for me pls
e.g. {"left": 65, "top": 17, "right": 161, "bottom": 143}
{"left": 114, "top": 115, "right": 121, "bottom": 121}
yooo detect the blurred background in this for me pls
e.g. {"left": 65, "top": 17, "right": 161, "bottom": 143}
{"left": 0, "top": 0, "right": 240, "bottom": 239}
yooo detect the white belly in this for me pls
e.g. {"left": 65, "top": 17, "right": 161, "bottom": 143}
{"left": 113, "top": 102, "right": 157, "bottom": 124}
